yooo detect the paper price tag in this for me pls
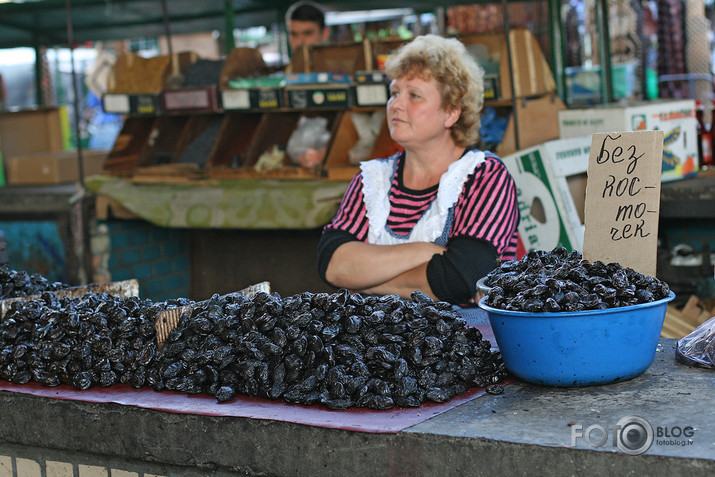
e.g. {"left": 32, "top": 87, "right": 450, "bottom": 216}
{"left": 582, "top": 131, "right": 664, "bottom": 276}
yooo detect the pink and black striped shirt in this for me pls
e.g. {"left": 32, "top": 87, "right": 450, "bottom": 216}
{"left": 324, "top": 151, "right": 519, "bottom": 260}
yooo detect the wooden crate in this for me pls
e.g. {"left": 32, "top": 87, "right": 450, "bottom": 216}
{"left": 662, "top": 295, "right": 714, "bottom": 338}
{"left": 219, "top": 47, "right": 269, "bottom": 89}
{"left": 288, "top": 40, "right": 370, "bottom": 74}
{"left": 369, "top": 38, "right": 408, "bottom": 70}
{"left": 1, "top": 279, "right": 139, "bottom": 318}
{"left": 155, "top": 281, "right": 271, "bottom": 346}
{"left": 459, "top": 27, "right": 556, "bottom": 101}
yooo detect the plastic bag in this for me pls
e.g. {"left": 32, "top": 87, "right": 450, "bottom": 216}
{"left": 286, "top": 116, "right": 331, "bottom": 168}
{"left": 348, "top": 110, "right": 385, "bottom": 165}
{"left": 675, "top": 315, "right": 715, "bottom": 369}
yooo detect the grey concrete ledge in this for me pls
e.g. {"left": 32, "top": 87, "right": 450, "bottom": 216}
{"left": 0, "top": 338, "right": 712, "bottom": 476}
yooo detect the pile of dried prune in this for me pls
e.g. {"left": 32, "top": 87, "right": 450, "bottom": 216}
{"left": 0, "top": 285, "right": 506, "bottom": 410}
{"left": 0, "top": 266, "right": 69, "bottom": 299}
{"left": 483, "top": 247, "right": 671, "bottom": 312}
{"left": 155, "top": 289, "right": 506, "bottom": 409}
{"left": 0, "top": 292, "right": 191, "bottom": 389}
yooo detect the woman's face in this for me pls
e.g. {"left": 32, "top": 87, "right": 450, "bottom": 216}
{"left": 387, "top": 73, "right": 459, "bottom": 149}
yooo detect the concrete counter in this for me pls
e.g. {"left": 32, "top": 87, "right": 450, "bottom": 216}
{"left": 0, "top": 338, "right": 712, "bottom": 476}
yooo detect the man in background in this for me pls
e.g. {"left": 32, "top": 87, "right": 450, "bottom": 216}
{"left": 285, "top": 1, "right": 329, "bottom": 51}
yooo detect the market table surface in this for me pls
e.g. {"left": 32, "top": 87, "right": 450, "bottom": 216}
{"left": 0, "top": 337, "right": 712, "bottom": 476}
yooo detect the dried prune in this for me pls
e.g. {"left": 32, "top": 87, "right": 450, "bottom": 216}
{"left": 484, "top": 247, "right": 670, "bottom": 312}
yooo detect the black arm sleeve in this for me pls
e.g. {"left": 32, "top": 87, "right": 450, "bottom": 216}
{"left": 426, "top": 236, "right": 499, "bottom": 304}
{"left": 317, "top": 229, "right": 360, "bottom": 285}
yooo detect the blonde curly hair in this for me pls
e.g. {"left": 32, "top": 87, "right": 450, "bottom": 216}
{"left": 384, "top": 34, "right": 484, "bottom": 147}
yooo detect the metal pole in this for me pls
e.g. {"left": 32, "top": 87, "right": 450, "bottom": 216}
{"left": 548, "top": 0, "right": 567, "bottom": 104}
{"left": 33, "top": 42, "right": 44, "bottom": 106}
{"left": 224, "top": 0, "right": 235, "bottom": 54}
{"left": 64, "top": 0, "right": 84, "bottom": 188}
{"left": 503, "top": 0, "right": 520, "bottom": 151}
{"left": 596, "top": 0, "right": 613, "bottom": 103}
{"left": 160, "top": 0, "right": 173, "bottom": 57}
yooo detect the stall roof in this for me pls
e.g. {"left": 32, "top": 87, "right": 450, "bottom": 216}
{"left": 0, "top": 0, "right": 475, "bottom": 50}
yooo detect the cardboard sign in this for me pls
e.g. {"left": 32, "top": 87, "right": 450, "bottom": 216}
{"left": 582, "top": 131, "right": 664, "bottom": 276}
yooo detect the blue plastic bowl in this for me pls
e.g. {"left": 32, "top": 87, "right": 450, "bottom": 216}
{"left": 478, "top": 291, "right": 675, "bottom": 386}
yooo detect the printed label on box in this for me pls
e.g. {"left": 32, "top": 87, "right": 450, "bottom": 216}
{"left": 255, "top": 89, "right": 282, "bottom": 109}
{"left": 355, "top": 84, "right": 388, "bottom": 106}
{"left": 289, "top": 90, "right": 309, "bottom": 109}
{"left": 355, "top": 71, "right": 389, "bottom": 84}
{"left": 287, "top": 87, "right": 350, "bottom": 108}
{"left": 483, "top": 76, "right": 499, "bottom": 100}
{"left": 164, "top": 90, "right": 211, "bottom": 110}
{"left": 134, "top": 95, "right": 158, "bottom": 114}
{"left": 102, "top": 94, "right": 130, "bottom": 114}
{"left": 222, "top": 90, "right": 251, "bottom": 110}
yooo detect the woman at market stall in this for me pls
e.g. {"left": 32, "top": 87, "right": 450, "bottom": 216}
{"left": 316, "top": 34, "right": 520, "bottom": 322}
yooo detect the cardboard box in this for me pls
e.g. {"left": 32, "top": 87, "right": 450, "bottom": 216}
{"left": 558, "top": 99, "right": 698, "bottom": 182}
{"left": 502, "top": 145, "right": 581, "bottom": 254}
{"left": 6, "top": 150, "right": 108, "bottom": 185}
{"left": 539, "top": 136, "right": 592, "bottom": 250}
{"left": 0, "top": 107, "right": 69, "bottom": 160}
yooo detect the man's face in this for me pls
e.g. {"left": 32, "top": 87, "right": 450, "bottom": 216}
{"left": 288, "top": 19, "right": 327, "bottom": 50}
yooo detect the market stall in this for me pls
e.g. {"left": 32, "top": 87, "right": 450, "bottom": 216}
{"left": 0, "top": 2, "right": 714, "bottom": 476}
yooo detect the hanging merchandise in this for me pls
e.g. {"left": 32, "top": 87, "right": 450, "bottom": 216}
{"left": 657, "top": 0, "right": 688, "bottom": 98}
{"left": 685, "top": 0, "right": 713, "bottom": 129}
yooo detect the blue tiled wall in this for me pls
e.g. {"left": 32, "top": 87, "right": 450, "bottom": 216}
{"left": 0, "top": 220, "right": 67, "bottom": 283}
{"left": 102, "top": 219, "right": 191, "bottom": 302}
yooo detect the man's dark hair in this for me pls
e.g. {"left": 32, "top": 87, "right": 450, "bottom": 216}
{"left": 286, "top": 1, "right": 326, "bottom": 29}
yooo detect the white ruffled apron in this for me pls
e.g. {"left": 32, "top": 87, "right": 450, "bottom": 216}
{"left": 359, "top": 149, "right": 486, "bottom": 246}
{"left": 359, "top": 150, "right": 490, "bottom": 324}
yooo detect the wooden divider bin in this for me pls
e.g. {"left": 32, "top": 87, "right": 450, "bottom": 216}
{"left": 322, "top": 110, "right": 401, "bottom": 181}
{"left": 207, "top": 111, "right": 340, "bottom": 180}
{"left": 136, "top": 115, "right": 189, "bottom": 167}
{"left": 206, "top": 112, "right": 263, "bottom": 171}
{"left": 103, "top": 116, "right": 156, "bottom": 174}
